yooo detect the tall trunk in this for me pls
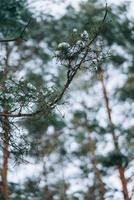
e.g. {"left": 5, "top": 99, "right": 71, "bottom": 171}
{"left": 99, "top": 68, "right": 130, "bottom": 200}
{"left": 118, "top": 167, "right": 130, "bottom": 200}
{"left": 87, "top": 186, "right": 95, "bottom": 200}
{"left": 44, "top": 185, "right": 52, "bottom": 200}
{"left": 0, "top": 44, "right": 10, "bottom": 200}
{"left": 90, "top": 139, "right": 105, "bottom": 200}
{"left": 92, "top": 158, "right": 105, "bottom": 200}
{"left": 99, "top": 70, "right": 118, "bottom": 149}
{"left": 1, "top": 116, "right": 10, "bottom": 200}
{"left": 60, "top": 163, "right": 67, "bottom": 200}
{"left": 43, "top": 161, "right": 53, "bottom": 200}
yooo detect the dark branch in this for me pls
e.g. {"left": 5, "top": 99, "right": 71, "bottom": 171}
{"left": 0, "top": 3, "right": 108, "bottom": 118}
{"left": 0, "top": 19, "right": 31, "bottom": 43}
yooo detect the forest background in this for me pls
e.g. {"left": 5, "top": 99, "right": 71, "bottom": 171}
{"left": 0, "top": 0, "right": 133, "bottom": 200}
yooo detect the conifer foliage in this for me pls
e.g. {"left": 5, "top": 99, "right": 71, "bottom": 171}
{"left": 0, "top": 0, "right": 133, "bottom": 200}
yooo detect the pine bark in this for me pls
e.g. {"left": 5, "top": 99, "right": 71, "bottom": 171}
{"left": 0, "top": 44, "right": 10, "bottom": 200}
{"left": 99, "top": 68, "right": 130, "bottom": 200}
{"left": 1, "top": 116, "right": 10, "bottom": 200}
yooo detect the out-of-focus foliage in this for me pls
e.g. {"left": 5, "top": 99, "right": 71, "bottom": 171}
{"left": 0, "top": 0, "right": 30, "bottom": 39}
{"left": 0, "top": 0, "right": 133, "bottom": 199}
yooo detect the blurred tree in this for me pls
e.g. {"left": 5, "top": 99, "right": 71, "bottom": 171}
{"left": 0, "top": 0, "right": 133, "bottom": 200}
{"left": 0, "top": 1, "right": 107, "bottom": 199}
{"left": 68, "top": 108, "right": 106, "bottom": 200}
{"left": 41, "top": 0, "right": 133, "bottom": 199}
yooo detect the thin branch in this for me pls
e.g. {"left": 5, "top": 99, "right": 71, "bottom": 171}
{"left": 0, "top": 3, "right": 108, "bottom": 118}
{"left": 0, "top": 19, "right": 31, "bottom": 43}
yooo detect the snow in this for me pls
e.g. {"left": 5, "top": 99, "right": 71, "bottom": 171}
{"left": 58, "top": 42, "right": 70, "bottom": 49}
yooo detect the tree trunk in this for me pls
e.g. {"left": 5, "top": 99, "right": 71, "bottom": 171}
{"left": 44, "top": 185, "right": 53, "bottom": 200}
{"left": 93, "top": 162, "right": 105, "bottom": 200}
{"left": 118, "top": 167, "right": 130, "bottom": 200}
{"left": 87, "top": 186, "right": 95, "bottom": 200}
{"left": 43, "top": 160, "right": 53, "bottom": 200}
{"left": 90, "top": 140, "right": 105, "bottom": 200}
{"left": 1, "top": 116, "right": 10, "bottom": 200}
{"left": 99, "top": 68, "right": 130, "bottom": 200}
{"left": 0, "top": 44, "right": 10, "bottom": 200}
